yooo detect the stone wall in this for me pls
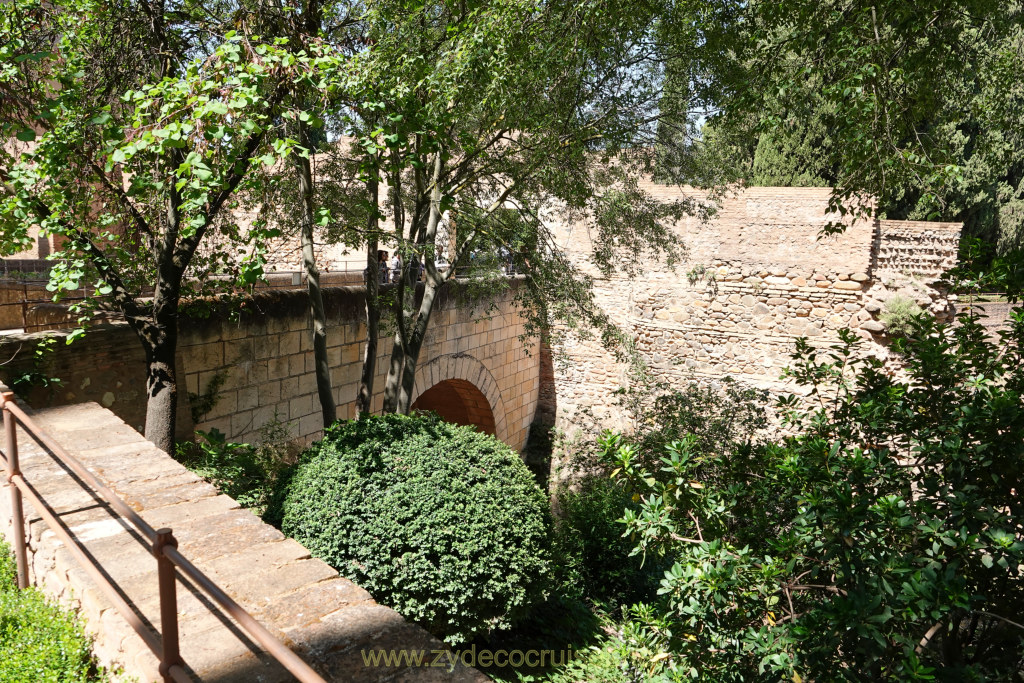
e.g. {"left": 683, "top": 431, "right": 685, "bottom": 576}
{"left": 0, "top": 279, "right": 540, "bottom": 452}
{"left": 0, "top": 272, "right": 366, "bottom": 334}
{"left": 546, "top": 185, "right": 963, "bottom": 432}
{"left": 875, "top": 219, "right": 962, "bottom": 280}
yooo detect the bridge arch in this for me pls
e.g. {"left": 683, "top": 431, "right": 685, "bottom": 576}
{"left": 409, "top": 354, "right": 508, "bottom": 444}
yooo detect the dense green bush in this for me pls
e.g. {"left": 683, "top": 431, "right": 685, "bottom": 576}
{"left": 880, "top": 294, "right": 923, "bottom": 337}
{"left": 0, "top": 540, "right": 103, "bottom": 682}
{"left": 267, "top": 413, "right": 550, "bottom": 645}
{"left": 552, "top": 476, "right": 659, "bottom": 608}
{"left": 0, "top": 540, "right": 14, "bottom": 592}
{"left": 602, "top": 306, "right": 1024, "bottom": 681}
{"left": 547, "top": 637, "right": 632, "bottom": 683}
{"left": 175, "top": 418, "right": 295, "bottom": 513}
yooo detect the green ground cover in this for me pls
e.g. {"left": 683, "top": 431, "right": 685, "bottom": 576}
{"left": 0, "top": 540, "right": 106, "bottom": 683}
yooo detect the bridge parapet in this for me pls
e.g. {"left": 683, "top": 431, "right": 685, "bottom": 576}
{"left": 0, "top": 279, "right": 540, "bottom": 452}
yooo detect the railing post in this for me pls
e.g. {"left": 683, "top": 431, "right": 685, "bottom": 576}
{"left": 2, "top": 391, "right": 29, "bottom": 590}
{"left": 154, "top": 528, "right": 183, "bottom": 682}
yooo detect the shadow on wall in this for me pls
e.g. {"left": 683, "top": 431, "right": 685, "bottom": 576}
{"left": 411, "top": 379, "right": 496, "bottom": 435}
{"left": 535, "top": 339, "right": 556, "bottom": 429}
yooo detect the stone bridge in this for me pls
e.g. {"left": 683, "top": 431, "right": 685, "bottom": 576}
{"left": 0, "top": 278, "right": 540, "bottom": 452}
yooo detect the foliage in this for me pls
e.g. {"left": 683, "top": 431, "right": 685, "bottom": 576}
{"left": 268, "top": 413, "right": 550, "bottom": 645}
{"left": 187, "top": 369, "right": 227, "bottom": 424}
{"left": 552, "top": 476, "right": 658, "bottom": 609}
{"left": 546, "top": 636, "right": 633, "bottom": 683}
{"left": 0, "top": 1, "right": 318, "bottom": 450}
{"left": 672, "top": 79, "right": 837, "bottom": 190}
{"left": 685, "top": 1, "right": 1024, "bottom": 264}
{"left": 0, "top": 540, "right": 105, "bottom": 683}
{"left": 684, "top": 264, "right": 706, "bottom": 286}
{"left": 880, "top": 295, "right": 923, "bottom": 338}
{"left": 4, "top": 335, "right": 62, "bottom": 398}
{"left": 299, "top": 0, "right": 717, "bottom": 414}
{"left": 600, "top": 302, "right": 1024, "bottom": 681}
{"left": 0, "top": 540, "right": 14, "bottom": 592}
{"left": 627, "top": 379, "right": 769, "bottom": 466}
{"left": 479, "top": 593, "right": 604, "bottom": 683}
{"left": 175, "top": 418, "right": 295, "bottom": 514}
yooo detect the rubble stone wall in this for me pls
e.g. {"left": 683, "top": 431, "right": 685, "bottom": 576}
{"left": 546, "top": 185, "right": 963, "bottom": 433}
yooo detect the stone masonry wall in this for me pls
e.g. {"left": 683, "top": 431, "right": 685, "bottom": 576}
{"left": 875, "top": 219, "right": 962, "bottom": 280}
{"left": 0, "top": 279, "right": 540, "bottom": 452}
{"left": 0, "top": 272, "right": 365, "bottom": 334}
{"left": 546, "top": 185, "right": 962, "bottom": 433}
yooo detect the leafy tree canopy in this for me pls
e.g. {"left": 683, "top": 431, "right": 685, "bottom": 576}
{"left": 664, "top": 1, "right": 1024, "bottom": 263}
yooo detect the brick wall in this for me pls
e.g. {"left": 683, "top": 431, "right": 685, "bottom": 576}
{"left": 0, "top": 273, "right": 365, "bottom": 333}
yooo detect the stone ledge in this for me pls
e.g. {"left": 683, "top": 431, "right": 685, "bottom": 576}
{"left": 0, "top": 400, "right": 488, "bottom": 683}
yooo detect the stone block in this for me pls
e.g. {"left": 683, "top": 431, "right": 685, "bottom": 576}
{"left": 280, "top": 376, "right": 301, "bottom": 400}
{"left": 279, "top": 331, "right": 303, "bottom": 356}
{"left": 298, "top": 373, "right": 317, "bottom": 394}
{"left": 289, "top": 353, "right": 308, "bottom": 377}
{"left": 141, "top": 494, "right": 240, "bottom": 530}
{"left": 258, "top": 382, "right": 281, "bottom": 406}
{"left": 189, "top": 341, "right": 225, "bottom": 371}
{"left": 231, "top": 409, "right": 254, "bottom": 436}
{"left": 268, "top": 356, "right": 290, "bottom": 380}
{"left": 237, "top": 386, "right": 259, "bottom": 411}
{"left": 224, "top": 338, "right": 255, "bottom": 365}
{"left": 266, "top": 315, "right": 294, "bottom": 335}
{"left": 254, "top": 335, "right": 280, "bottom": 360}
{"left": 219, "top": 558, "right": 339, "bottom": 608}
{"left": 298, "top": 413, "right": 323, "bottom": 439}
{"left": 290, "top": 394, "right": 313, "bottom": 418}
{"left": 342, "top": 343, "right": 360, "bottom": 364}
{"left": 205, "top": 388, "right": 237, "bottom": 420}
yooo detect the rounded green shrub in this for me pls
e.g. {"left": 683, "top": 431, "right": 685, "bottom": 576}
{"left": 880, "top": 294, "right": 924, "bottom": 337}
{"left": 268, "top": 413, "right": 550, "bottom": 644}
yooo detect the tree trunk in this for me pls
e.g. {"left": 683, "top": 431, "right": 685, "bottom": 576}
{"left": 381, "top": 147, "right": 412, "bottom": 414}
{"left": 295, "top": 123, "right": 336, "bottom": 428}
{"left": 141, "top": 321, "right": 178, "bottom": 454}
{"left": 356, "top": 172, "right": 380, "bottom": 417}
{"left": 394, "top": 278, "right": 440, "bottom": 414}
{"left": 386, "top": 152, "right": 445, "bottom": 414}
{"left": 381, "top": 308, "right": 407, "bottom": 412}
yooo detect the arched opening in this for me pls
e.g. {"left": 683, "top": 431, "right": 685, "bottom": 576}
{"left": 410, "top": 379, "right": 496, "bottom": 435}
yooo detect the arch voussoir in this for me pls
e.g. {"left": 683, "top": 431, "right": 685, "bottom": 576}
{"left": 413, "top": 354, "right": 508, "bottom": 444}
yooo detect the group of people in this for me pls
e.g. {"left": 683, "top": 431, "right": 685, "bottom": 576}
{"left": 377, "top": 250, "right": 401, "bottom": 284}
{"left": 366, "top": 246, "right": 518, "bottom": 283}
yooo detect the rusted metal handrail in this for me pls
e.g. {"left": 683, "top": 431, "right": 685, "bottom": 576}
{"left": 0, "top": 391, "right": 327, "bottom": 683}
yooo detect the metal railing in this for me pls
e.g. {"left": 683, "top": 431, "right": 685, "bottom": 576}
{"left": 0, "top": 390, "right": 328, "bottom": 683}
